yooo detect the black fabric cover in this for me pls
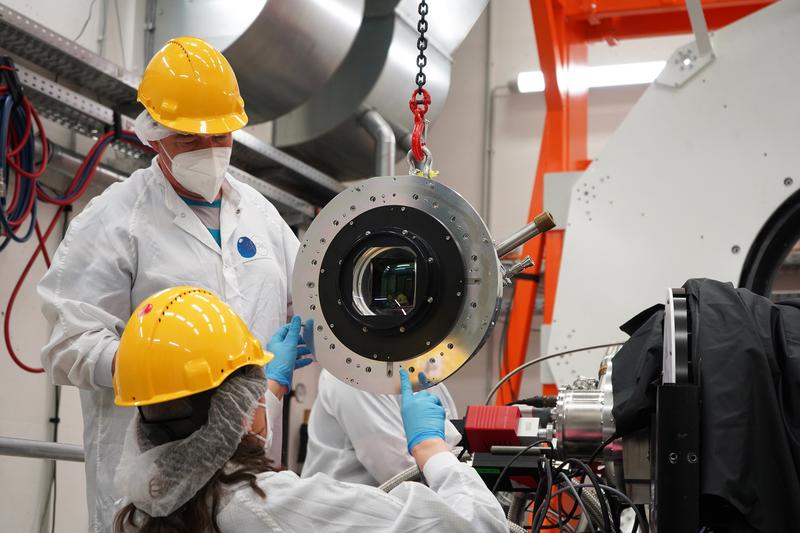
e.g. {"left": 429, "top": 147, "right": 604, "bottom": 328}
{"left": 611, "top": 278, "right": 800, "bottom": 532}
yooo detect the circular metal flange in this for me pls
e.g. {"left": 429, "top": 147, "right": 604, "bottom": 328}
{"left": 293, "top": 176, "right": 502, "bottom": 393}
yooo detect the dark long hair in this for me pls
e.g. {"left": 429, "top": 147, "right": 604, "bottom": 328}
{"left": 114, "top": 434, "right": 275, "bottom": 533}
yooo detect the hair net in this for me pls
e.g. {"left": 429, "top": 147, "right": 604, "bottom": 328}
{"left": 115, "top": 365, "right": 267, "bottom": 517}
{"left": 133, "top": 109, "right": 178, "bottom": 144}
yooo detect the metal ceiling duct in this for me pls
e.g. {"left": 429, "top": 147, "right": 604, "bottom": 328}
{"left": 272, "top": 0, "right": 488, "bottom": 180}
{"left": 152, "top": 0, "right": 365, "bottom": 123}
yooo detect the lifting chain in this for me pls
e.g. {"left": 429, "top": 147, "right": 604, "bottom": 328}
{"left": 415, "top": 0, "right": 429, "bottom": 93}
{"left": 407, "top": 0, "right": 437, "bottom": 178}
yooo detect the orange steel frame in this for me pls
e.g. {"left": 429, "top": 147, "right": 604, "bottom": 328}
{"left": 496, "top": 0, "right": 773, "bottom": 406}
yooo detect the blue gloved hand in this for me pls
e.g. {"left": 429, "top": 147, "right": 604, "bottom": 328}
{"left": 301, "top": 318, "right": 315, "bottom": 358}
{"left": 399, "top": 368, "right": 445, "bottom": 453}
{"left": 266, "top": 316, "right": 313, "bottom": 388}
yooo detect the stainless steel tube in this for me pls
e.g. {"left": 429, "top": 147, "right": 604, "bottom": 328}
{"left": 0, "top": 436, "right": 84, "bottom": 462}
{"left": 495, "top": 212, "right": 556, "bottom": 258}
{"left": 490, "top": 445, "right": 548, "bottom": 455}
{"left": 359, "top": 109, "right": 396, "bottom": 177}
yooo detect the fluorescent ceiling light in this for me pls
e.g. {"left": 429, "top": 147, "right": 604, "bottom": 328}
{"left": 516, "top": 61, "right": 666, "bottom": 93}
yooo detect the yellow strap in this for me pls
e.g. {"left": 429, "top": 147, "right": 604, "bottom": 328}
{"left": 414, "top": 169, "right": 440, "bottom": 178}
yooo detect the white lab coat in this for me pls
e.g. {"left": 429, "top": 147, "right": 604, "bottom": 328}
{"left": 38, "top": 158, "right": 298, "bottom": 533}
{"left": 301, "top": 369, "right": 461, "bottom": 486}
{"left": 217, "top": 451, "right": 507, "bottom": 532}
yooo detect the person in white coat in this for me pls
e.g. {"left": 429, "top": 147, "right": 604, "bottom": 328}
{"left": 302, "top": 369, "right": 461, "bottom": 486}
{"left": 37, "top": 37, "right": 304, "bottom": 532}
{"left": 111, "top": 290, "right": 507, "bottom": 533}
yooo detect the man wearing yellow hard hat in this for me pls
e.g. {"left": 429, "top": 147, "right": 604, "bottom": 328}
{"left": 37, "top": 38, "right": 311, "bottom": 532}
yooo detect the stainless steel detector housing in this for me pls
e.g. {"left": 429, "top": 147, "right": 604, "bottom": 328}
{"left": 293, "top": 176, "right": 501, "bottom": 393}
{"left": 293, "top": 176, "right": 554, "bottom": 394}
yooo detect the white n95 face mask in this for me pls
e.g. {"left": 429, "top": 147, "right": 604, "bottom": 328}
{"left": 162, "top": 145, "right": 232, "bottom": 202}
{"left": 251, "top": 401, "right": 274, "bottom": 453}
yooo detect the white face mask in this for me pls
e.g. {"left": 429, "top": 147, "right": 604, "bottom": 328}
{"left": 160, "top": 144, "right": 232, "bottom": 202}
{"left": 250, "top": 401, "right": 274, "bottom": 453}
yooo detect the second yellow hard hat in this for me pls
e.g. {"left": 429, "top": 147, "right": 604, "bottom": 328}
{"left": 114, "top": 287, "right": 271, "bottom": 407}
{"left": 138, "top": 36, "right": 248, "bottom": 135}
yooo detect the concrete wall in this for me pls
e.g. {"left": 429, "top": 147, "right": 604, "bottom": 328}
{"left": 0, "top": 0, "right": 691, "bottom": 530}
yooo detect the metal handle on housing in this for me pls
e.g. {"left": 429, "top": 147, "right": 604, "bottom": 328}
{"left": 495, "top": 211, "right": 556, "bottom": 258}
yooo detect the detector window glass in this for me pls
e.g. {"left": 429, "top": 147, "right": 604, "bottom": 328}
{"left": 353, "top": 247, "right": 417, "bottom": 316}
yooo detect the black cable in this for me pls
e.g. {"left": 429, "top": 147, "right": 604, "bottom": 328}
{"left": 556, "top": 476, "right": 564, "bottom": 533}
{"left": 544, "top": 483, "right": 649, "bottom": 533}
{"left": 539, "top": 474, "right": 585, "bottom": 531}
{"left": 508, "top": 395, "right": 557, "bottom": 408}
{"left": 525, "top": 459, "right": 548, "bottom": 528}
{"left": 490, "top": 440, "right": 550, "bottom": 494}
{"left": 558, "top": 472, "right": 598, "bottom": 533}
{"left": 634, "top": 504, "right": 648, "bottom": 532}
{"left": 552, "top": 459, "right": 614, "bottom": 533}
{"left": 587, "top": 434, "right": 617, "bottom": 466}
{"left": 531, "top": 457, "right": 553, "bottom": 530}
{"left": 50, "top": 385, "right": 61, "bottom": 533}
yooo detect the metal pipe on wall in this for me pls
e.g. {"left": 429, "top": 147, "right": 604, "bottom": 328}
{"left": 0, "top": 436, "right": 84, "bottom": 463}
{"left": 359, "top": 109, "right": 396, "bottom": 176}
{"left": 480, "top": 4, "right": 493, "bottom": 222}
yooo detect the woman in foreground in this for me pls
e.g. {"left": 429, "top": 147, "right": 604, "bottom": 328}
{"left": 112, "top": 287, "right": 507, "bottom": 532}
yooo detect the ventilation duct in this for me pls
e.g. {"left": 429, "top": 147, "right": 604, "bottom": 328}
{"left": 152, "top": 0, "right": 365, "bottom": 122}
{"left": 152, "top": 0, "right": 486, "bottom": 180}
{"left": 273, "top": 0, "right": 488, "bottom": 179}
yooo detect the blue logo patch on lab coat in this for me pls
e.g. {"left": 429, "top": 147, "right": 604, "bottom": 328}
{"left": 237, "top": 236, "right": 257, "bottom": 258}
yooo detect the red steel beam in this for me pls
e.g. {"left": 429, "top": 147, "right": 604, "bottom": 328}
{"left": 497, "top": 0, "right": 588, "bottom": 405}
{"left": 562, "top": 0, "right": 772, "bottom": 20}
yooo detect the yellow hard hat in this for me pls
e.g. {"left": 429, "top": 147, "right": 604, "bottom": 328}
{"left": 137, "top": 36, "right": 248, "bottom": 134}
{"left": 114, "top": 287, "right": 272, "bottom": 407}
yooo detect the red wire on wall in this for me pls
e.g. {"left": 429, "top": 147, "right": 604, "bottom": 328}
{"left": 1, "top": 111, "right": 145, "bottom": 373}
{"left": 3, "top": 210, "right": 61, "bottom": 373}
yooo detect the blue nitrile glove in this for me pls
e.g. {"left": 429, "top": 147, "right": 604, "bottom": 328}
{"left": 301, "top": 318, "right": 315, "bottom": 358}
{"left": 399, "top": 368, "right": 446, "bottom": 453}
{"left": 417, "top": 371, "right": 431, "bottom": 388}
{"left": 266, "top": 316, "right": 313, "bottom": 387}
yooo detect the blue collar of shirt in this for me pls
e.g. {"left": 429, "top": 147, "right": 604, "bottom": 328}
{"left": 180, "top": 196, "right": 222, "bottom": 208}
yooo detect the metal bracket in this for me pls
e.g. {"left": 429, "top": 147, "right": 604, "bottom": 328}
{"left": 502, "top": 256, "right": 534, "bottom": 286}
{"left": 652, "top": 384, "right": 700, "bottom": 532}
{"left": 656, "top": 0, "right": 715, "bottom": 88}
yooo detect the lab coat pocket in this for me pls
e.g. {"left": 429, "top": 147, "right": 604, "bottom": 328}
{"left": 229, "top": 251, "right": 287, "bottom": 342}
